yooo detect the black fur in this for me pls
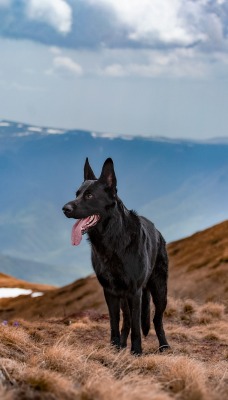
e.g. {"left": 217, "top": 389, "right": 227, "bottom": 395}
{"left": 63, "top": 158, "right": 170, "bottom": 355}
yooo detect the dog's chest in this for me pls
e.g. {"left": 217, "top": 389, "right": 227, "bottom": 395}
{"left": 92, "top": 249, "right": 146, "bottom": 295}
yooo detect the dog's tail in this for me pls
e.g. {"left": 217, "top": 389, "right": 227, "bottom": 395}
{"left": 141, "top": 288, "right": 151, "bottom": 337}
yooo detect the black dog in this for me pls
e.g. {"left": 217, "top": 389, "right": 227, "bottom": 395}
{"left": 62, "top": 158, "right": 169, "bottom": 355}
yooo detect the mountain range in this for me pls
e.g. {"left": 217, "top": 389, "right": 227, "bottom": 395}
{"left": 0, "top": 120, "right": 227, "bottom": 285}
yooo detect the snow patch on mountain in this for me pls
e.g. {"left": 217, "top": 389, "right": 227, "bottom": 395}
{"left": 0, "top": 288, "right": 43, "bottom": 298}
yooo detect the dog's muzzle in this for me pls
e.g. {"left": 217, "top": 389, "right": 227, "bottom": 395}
{"left": 62, "top": 203, "right": 74, "bottom": 217}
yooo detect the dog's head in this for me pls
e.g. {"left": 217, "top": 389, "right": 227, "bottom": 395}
{"left": 62, "top": 158, "right": 117, "bottom": 245}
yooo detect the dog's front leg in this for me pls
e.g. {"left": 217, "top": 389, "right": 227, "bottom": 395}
{"left": 128, "top": 290, "right": 142, "bottom": 355}
{"left": 104, "top": 289, "right": 120, "bottom": 348}
{"left": 120, "top": 298, "right": 131, "bottom": 348}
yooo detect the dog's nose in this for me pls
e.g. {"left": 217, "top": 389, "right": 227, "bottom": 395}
{"left": 62, "top": 204, "right": 73, "bottom": 215}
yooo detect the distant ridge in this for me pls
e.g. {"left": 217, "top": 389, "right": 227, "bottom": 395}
{"left": 1, "top": 119, "right": 228, "bottom": 144}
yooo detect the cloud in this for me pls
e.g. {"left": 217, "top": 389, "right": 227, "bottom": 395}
{"left": 49, "top": 46, "right": 62, "bottom": 55}
{"left": 87, "top": 0, "right": 203, "bottom": 45}
{"left": 103, "top": 64, "right": 126, "bottom": 77}
{"left": 48, "top": 56, "right": 83, "bottom": 77}
{"left": 25, "top": 0, "right": 72, "bottom": 34}
{"left": 101, "top": 48, "right": 208, "bottom": 78}
{"left": 1, "top": 0, "right": 228, "bottom": 54}
{"left": 87, "top": 0, "right": 228, "bottom": 50}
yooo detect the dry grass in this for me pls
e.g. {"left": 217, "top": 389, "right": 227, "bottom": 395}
{"left": 0, "top": 297, "right": 227, "bottom": 400}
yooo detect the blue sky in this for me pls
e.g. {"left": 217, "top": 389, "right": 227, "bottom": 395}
{"left": 1, "top": 0, "right": 228, "bottom": 138}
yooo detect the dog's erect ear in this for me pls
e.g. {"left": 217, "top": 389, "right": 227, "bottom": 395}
{"left": 99, "top": 158, "right": 117, "bottom": 191}
{"left": 84, "top": 158, "right": 96, "bottom": 181}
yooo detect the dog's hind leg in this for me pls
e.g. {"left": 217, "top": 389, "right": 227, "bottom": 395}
{"left": 141, "top": 288, "right": 151, "bottom": 337}
{"left": 150, "top": 251, "right": 170, "bottom": 352}
{"left": 120, "top": 298, "right": 131, "bottom": 348}
{"left": 150, "top": 278, "right": 169, "bottom": 352}
{"left": 104, "top": 289, "right": 121, "bottom": 348}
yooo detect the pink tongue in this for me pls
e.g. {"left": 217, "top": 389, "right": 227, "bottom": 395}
{"left": 71, "top": 217, "right": 90, "bottom": 246}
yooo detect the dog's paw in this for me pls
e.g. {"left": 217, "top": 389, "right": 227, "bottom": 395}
{"left": 159, "top": 344, "right": 170, "bottom": 353}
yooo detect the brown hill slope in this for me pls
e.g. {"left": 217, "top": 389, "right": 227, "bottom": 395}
{"left": 168, "top": 220, "right": 228, "bottom": 306}
{"left": 0, "top": 272, "right": 55, "bottom": 292}
{"left": 0, "top": 220, "right": 227, "bottom": 320}
{"left": 0, "top": 275, "right": 104, "bottom": 320}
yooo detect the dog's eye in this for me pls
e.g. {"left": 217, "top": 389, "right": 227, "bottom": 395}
{"left": 85, "top": 193, "right": 93, "bottom": 199}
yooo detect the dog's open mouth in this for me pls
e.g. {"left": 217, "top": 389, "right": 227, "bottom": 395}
{"left": 71, "top": 215, "right": 100, "bottom": 246}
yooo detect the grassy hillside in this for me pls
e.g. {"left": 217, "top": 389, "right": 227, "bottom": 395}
{"left": 168, "top": 220, "right": 228, "bottom": 307}
{"left": 0, "top": 298, "right": 227, "bottom": 400}
{"left": 0, "top": 221, "right": 227, "bottom": 399}
{"left": 0, "top": 275, "right": 103, "bottom": 321}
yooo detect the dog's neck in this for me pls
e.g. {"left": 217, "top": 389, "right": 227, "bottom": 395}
{"left": 87, "top": 197, "right": 139, "bottom": 253}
